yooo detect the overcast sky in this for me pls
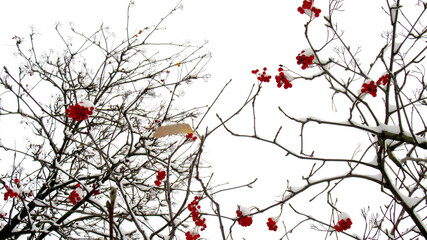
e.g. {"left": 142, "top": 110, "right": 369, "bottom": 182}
{"left": 0, "top": 1, "right": 400, "bottom": 239}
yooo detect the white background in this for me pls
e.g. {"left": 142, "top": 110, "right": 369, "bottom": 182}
{"left": 0, "top": 0, "right": 402, "bottom": 239}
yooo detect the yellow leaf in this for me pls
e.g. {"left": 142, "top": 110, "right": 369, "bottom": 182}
{"left": 153, "top": 123, "right": 193, "bottom": 138}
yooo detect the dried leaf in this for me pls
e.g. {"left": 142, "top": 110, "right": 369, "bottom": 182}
{"left": 153, "top": 123, "right": 194, "bottom": 138}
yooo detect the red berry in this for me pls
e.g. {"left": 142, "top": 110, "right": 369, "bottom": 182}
{"left": 311, "top": 7, "right": 321, "bottom": 17}
{"left": 157, "top": 171, "right": 166, "bottom": 180}
{"left": 154, "top": 171, "right": 166, "bottom": 186}
{"left": 187, "top": 196, "right": 207, "bottom": 230}
{"left": 334, "top": 217, "right": 352, "bottom": 232}
{"left": 185, "top": 133, "right": 197, "bottom": 141}
{"left": 361, "top": 81, "right": 377, "bottom": 97}
{"left": 252, "top": 67, "right": 271, "bottom": 83}
{"left": 236, "top": 210, "right": 253, "bottom": 227}
{"left": 186, "top": 133, "right": 193, "bottom": 139}
{"left": 267, "top": 217, "right": 278, "bottom": 231}
{"left": 185, "top": 231, "right": 200, "bottom": 240}
{"left": 298, "top": 0, "right": 321, "bottom": 18}
{"left": 302, "top": 0, "right": 313, "bottom": 9}
{"left": 296, "top": 50, "right": 315, "bottom": 69}
{"left": 376, "top": 74, "right": 389, "bottom": 86}
{"left": 154, "top": 180, "right": 161, "bottom": 186}
{"left": 275, "top": 68, "right": 293, "bottom": 90}
{"left": 65, "top": 103, "right": 94, "bottom": 121}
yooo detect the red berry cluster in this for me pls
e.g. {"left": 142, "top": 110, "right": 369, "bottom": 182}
{"left": 276, "top": 68, "right": 293, "bottom": 89}
{"left": 188, "top": 196, "right": 207, "bottom": 231}
{"left": 154, "top": 171, "right": 166, "bottom": 186}
{"left": 361, "top": 74, "right": 390, "bottom": 97}
{"left": 266, "top": 217, "right": 278, "bottom": 231}
{"left": 236, "top": 210, "right": 253, "bottom": 227}
{"left": 4, "top": 186, "right": 18, "bottom": 200}
{"left": 4, "top": 179, "right": 20, "bottom": 200}
{"left": 376, "top": 74, "right": 390, "bottom": 86}
{"left": 68, "top": 184, "right": 83, "bottom": 205}
{"left": 185, "top": 133, "right": 198, "bottom": 141}
{"left": 311, "top": 7, "right": 321, "bottom": 17}
{"left": 185, "top": 231, "right": 200, "bottom": 240}
{"left": 251, "top": 68, "right": 272, "bottom": 83}
{"left": 361, "top": 81, "right": 377, "bottom": 97}
{"left": 0, "top": 212, "right": 6, "bottom": 219}
{"left": 302, "top": 0, "right": 312, "bottom": 9}
{"left": 297, "top": 0, "right": 321, "bottom": 17}
{"left": 296, "top": 50, "right": 315, "bottom": 70}
{"left": 65, "top": 103, "right": 94, "bottom": 121}
{"left": 334, "top": 218, "right": 352, "bottom": 232}
{"left": 252, "top": 68, "right": 293, "bottom": 90}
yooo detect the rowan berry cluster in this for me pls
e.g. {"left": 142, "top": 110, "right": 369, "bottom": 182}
{"left": 296, "top": 50, "right": 315, "bottom": 70}
{"left": 188, "top": 196, "right": 207, "bottom": 231}
{"left": 301, "top": 0, "right": 312, "bottom": 9}
{"left": 252, "top": 67, "right": 293, "bottom": 90}
{"left": 4, "top": 186, "right": 19, "bottom": 200}
{"left": 154, "top": 171, "right": 166, "bottom": 186}
{"left": 4, "top": 179, "right": 20, "bottom": 200}
{"left": 266, "top": 217, "right": 278, "bottom": 231}
{"left": 311, "top": 7, "right": 321, "bottom": 17}
{"left": 251, "top": 68, "right": 271, "bottom": 83}
{"left": 236, "top": 208, "right": 253, "bottom": 227}
{"left": 276, "top": 68, "right": 293, "bottom": 89}
{"left": 185, "top": 231, "right": 200, "bottom": 240}
{"left": 65, "top": 100, "right": 94, "bottom": 121}
{"left": 68, "top": 183, "right": 83, "bottom": 205}
{"left": 376, "top": 73, "right": 390, "bottom": 86}
{"left": 297, "top": 0, "right": 321, "bottom": 18}
{"left": 334, "top": 218, "right": 352, "bottom": 232}
{"left": 185, "top": 133, "right": 198, "bottom": 141}
{"left": 361, "top": 81, "right": 377, "bottom": 97}
{"left": 361, "top": 74, "right": 390, "bottom": 97}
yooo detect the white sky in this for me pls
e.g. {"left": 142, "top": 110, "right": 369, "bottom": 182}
{"left": 0, "top": 0, "right": 406, "bottom": 239}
